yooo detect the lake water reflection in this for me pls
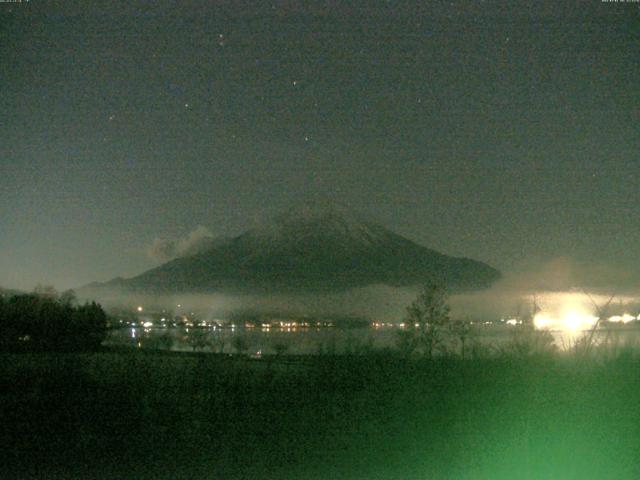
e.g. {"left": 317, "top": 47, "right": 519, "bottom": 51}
{"left": 105, "top": 325, "right": 640, "bottom": 356}
{"left": 106, "top": 326, "right": 398, "bottom": 355}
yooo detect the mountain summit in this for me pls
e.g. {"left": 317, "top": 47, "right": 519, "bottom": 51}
{"left": 86, "top": 200, "right": 500, "bottom": 294}
{"left": 246, "top": 199, "right": 389, "bottom": 250}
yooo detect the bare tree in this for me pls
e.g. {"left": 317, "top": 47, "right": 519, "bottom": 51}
{"left": 579, "top": 289, "right": 617, "bottom": 356}
{"left": 210, "top": 332, "right": 227, "bottom": 354}
{"left": 450, "top": 317, "right": 472, "bottom": 359}
{"left": 501, "top": 295, "right": 556, "bottom": 358}
{"left": 144, "top": 332, "right": 174, "bottom": 351}
{"left": 186, "top": 328, "right": 210, "bottom": 352}
{"left": 402, "top": 283, "right": 451, "bottom": 359}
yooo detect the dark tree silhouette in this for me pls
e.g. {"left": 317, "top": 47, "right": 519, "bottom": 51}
{"left": 401, "top": 283, "right": 451, "bottom": 359}
{"left": 0, "top": 293, "right": 108, "bottom": 352}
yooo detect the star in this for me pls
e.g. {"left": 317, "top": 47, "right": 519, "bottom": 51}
{"left": 108, "top": 114, "right": 116, "bottom": 121}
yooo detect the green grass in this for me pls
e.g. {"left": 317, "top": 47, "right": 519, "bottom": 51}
{"left": 2, "top": 350, "right": 640, "bottom": 479}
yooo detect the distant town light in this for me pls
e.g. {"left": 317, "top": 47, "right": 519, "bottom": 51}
{"left": 137, "top": 306, "right": 143, "bottom": 312}
{"left": 609, "top": 313, "right": 636, "bottom": 324}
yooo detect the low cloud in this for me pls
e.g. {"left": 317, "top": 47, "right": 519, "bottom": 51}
{"left": 147, "top": 226, "right": 215, "bottom": 263}
{"left": 499, "top": 257, "right": 640, "bottom": 293}
{"left": 90, "top": 254, "right": 640, "bottom": 323}
{"left": 450, "top": 257, "right": 640, "bottom": 321}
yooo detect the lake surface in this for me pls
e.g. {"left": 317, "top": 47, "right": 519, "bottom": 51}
{"left": 104, "top": 325, "right": 640, "bottom": 356}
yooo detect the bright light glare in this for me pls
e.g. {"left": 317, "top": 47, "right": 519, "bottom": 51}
{"left": 532, "top": 292, "right": 599, "bottom": 332}
{"left": 533, "top": 314, "right": 553, "bottom": 330}
{"left": 534, "top": 311, "right": 598, "bottom": 331}
{"left": 530, "top": 291, "right": 639, "bottom": 332}
{"left": 563, "top": 311, "right": 598, "bottom": 331}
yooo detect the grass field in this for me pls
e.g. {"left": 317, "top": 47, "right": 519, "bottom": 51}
{"left": 2, "top": 349, "right": 640, "bottom": 479}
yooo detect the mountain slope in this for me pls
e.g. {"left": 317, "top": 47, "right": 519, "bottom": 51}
{"left": 87, "top": 201, "right": 500, "bottom": 294}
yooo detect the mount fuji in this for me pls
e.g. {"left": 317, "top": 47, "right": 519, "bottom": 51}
{"left": 84, "top": 200, "right": 500, "bottom": 295}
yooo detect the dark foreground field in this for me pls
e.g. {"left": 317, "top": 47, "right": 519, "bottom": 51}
{"left": 2, "top": 350, "right": 640, "bottom": 479}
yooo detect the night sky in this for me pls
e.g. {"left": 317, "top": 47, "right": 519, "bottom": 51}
{"left": 1, "top": 1, "right": 639, "bottom": 291}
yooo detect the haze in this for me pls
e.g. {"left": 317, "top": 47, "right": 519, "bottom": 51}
{"left": 1, "top": 1, "right": 638, "bottom": 297}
